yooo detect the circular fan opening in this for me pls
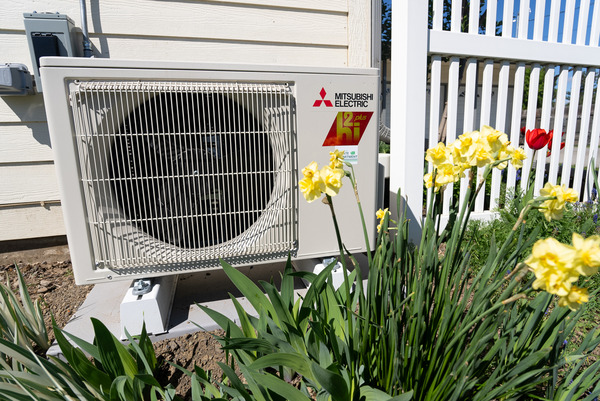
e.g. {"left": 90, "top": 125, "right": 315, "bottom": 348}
{"left": 109, "top": 91, "right": 274, "bottom": 249}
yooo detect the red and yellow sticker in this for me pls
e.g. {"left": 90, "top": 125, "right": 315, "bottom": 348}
{"left": 322, "top": 111, "right": 373, "bottom": 146}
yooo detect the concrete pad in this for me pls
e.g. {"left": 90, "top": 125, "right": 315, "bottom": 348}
{"left": 47, "top": 254, "right": 369, "bottom": 358}
{"left": 47, "top": 261, "right": 305, "bottom": 357}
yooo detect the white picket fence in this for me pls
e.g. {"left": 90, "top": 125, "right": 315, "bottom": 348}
{"left": 390, "top": 0, "right": 600, "bottom": 233}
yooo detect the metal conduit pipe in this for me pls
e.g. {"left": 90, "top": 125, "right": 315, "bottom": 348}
{"left": 80, "top": 0, "right": 93, "bottom": 57}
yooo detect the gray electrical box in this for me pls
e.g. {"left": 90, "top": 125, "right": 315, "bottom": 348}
{"left": 24, "top": 12, "right": 79, "bottom": 93}
{"left": 0, "top": 64, "right": 34, "bottom": 96}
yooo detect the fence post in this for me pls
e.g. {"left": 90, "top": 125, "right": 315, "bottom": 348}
{"left": 390, "top": 0, "right": 428, "bottom": 241}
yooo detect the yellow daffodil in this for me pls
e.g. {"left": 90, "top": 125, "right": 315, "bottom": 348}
{"left": 525, "top": 237, "right": 578, "bottom": 296}
{"left": 376, "top": 208, "right": 389, "bottom": 231}
{"left": 320, "top": 165, "right": 345, "bottom": 197}
{"left": 424, "top": 126, "right": 525, "bottom": 194}
{"left": 480, "top": 125, "right": 510, "bottom": 154}
{"left": 558, "top": 286, "right": 589, "bottom": 311}
{"left": 302, "top": 161, "right": 319, "bottom": 179}
{"left": 329, "top": 150, "right": 345, "bottom": 169}
{"left": 425, "top": 142, "right": 450, "bottom": 167}
{"left": 571, "top": 233, "right": 600, "bottom": 276}
{"left": 472, "top": 146, "right": 493, "bottom": 168}
{"left": 510, "top": 147, "right": 527, "bottom": 169}
{"left": 300, "top": 161, "right": 325, "bottom": 202}
{"left": 539, "top": 183, "right": 578, "bottom": 221}
{"left": 525, "top": 236, "right": 592, "bottom": 310}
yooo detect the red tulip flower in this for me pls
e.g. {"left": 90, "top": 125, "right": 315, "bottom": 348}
{"left": 525, "top": 128, "right": 552, "bottom": 150}
{"left": 546, "top": 130, "right": 566, "bottom": 157}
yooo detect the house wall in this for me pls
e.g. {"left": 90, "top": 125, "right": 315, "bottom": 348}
{"left": 0, "top": 0, "right": 375, "bottom": 241}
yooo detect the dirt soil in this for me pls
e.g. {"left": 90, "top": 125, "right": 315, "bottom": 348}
{"left": 0, "top": 244, "right": 228, "bottom": 399}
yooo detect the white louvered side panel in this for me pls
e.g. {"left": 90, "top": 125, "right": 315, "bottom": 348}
{"left": 69, "top": 80, "right": 297, "bottom": 273}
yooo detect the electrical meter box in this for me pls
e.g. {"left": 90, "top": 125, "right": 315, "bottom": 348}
{"left": 24, "top": 12, "right": 79, "bottom": 93}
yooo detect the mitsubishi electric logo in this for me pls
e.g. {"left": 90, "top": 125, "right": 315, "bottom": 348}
{"left": 313, "top": 87, "right": 374, "bottom": 108}
{"left": 313, "top": 87, "right": 333, "bottom": 107}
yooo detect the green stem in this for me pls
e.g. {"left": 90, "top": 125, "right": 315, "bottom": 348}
{"left": 324, "top": 195, "right": 353, "bottom": 327}
{"left": 346, "top": 163, "right": 373, "bottom": 267}
{"left": 324, "top": 193, "right": 358, "bottom": 398}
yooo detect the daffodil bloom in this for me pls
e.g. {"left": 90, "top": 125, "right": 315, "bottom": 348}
{"left": 302, "top": 161, "right": 319, "bottom": 179}
{"left": 320, "top": 165, "right": 345, "bottom": 197}
{"left": 423, "top": 172, "right": 435, "bottom": 189}
{"left": 425, "top": 142, "right": 450, "bottom": 167}
{"left": 525, "top": 237, "right": 578, "bottom": 296}
{"left": 510, "top": 147, "right": 526, "bottom": 169}
{"left": 300, "top": 161, "right": 325, "bottom": 202}
{"left": 329, "top": 150, "right": 345, "bottom": 169}
{"left": 571, "top": 233, "right": 600, "bottom": 276}
{"left": 539, "top": 183, "right": 578, "bottom": 221}
{"left": 424, "top": 162, "right": 463, "bottom": 192}
{"left": 423, "top": 126, "right": 525, "bottom": 193}
{"left": 558, "top": 286, "right": 589, "bottom": 311}
{"left": 376, "top": 208, "right": 389, "bottom": 231}
{"left": 453, "top": 132, "right": 478, "bottom": 165}
{"left": 480, "top": 125, "right": 508, "bottom": 154}
{"left": 471, "top": 146, "right": 493, "bottom": 168}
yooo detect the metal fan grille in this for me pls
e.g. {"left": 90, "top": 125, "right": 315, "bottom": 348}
{"left": 69, "top": 80, "right": 297, "bottom": 271}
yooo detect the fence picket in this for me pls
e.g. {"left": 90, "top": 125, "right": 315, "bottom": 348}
{"left": 432, "top": 0, "right": 443, "bottom": 30}
{"left": 533, "top": 0, "right": 546, "bottom": 41}
{"left": 548, "top": 0, "right": 561, "bottom": 42}
{"left": 561, "top": 68, "right": 583, "bottom": 187}
{"left": 451, "top": 0, "right": 462, "bottom": 32}
{"left": 584, "top": 78, "right": 600, "bottom": 200}
{"left": 548, "top": 66, "right": 569, "bottom": 184}
{"left": 573, "top": 70, "right": 597, "bottom": 197}
{"left": 489, "top": 61, "right": 510, "bottom": 210}
{"left": 486, "top": 0, "right": 497, "bottom": 36}
{"left": 502, "top": 0, "right": 515, "bottom": 38}
{"left": 480, "top": 87, "right": 493, "bottom": 211}
{"left": 469, "top": 0, "right": 480, "bottom": 34}
{"left": 428, "top": 56, "right": 443, "bottom": 209}
{"left": 461, "top": 59, "right": 478, "bottom": 208}
{"left": 577, "top": 0, "right": 591, "bottom": 45}
{"left": 508, "top": 63, "right": 526, "bottom": 191}
{"left": 521, "top": 64, "right": 542, "bottom": 193}
{"left": 563, "top": 0, "right": 576, "bottom": 44}
{"left": 444, "top": 58, "right": 461, "bottom": 215}
{"left": 591, "top": 0, "right": 600, "bottom": 46}
{"left": 518, "top": 0, "right": 530, "bottom": 38}
{"left": 535, "top": 67, "right": 557, "bottom": 192}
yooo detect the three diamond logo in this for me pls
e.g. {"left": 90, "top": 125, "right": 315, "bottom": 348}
{"left": 313, "top": 87, "right": 333, "bottom": 107}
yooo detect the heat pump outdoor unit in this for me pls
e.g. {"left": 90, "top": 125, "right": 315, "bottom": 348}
{"left": 40, "top": 58, "right": 379, "bottom": 285}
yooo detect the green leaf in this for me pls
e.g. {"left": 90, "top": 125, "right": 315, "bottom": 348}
{"left": 247, "top": 370, "right": 311, "bottom": 401}
{"left": 220, "top": 261, "right": 278, "bottom": 324}
{"left": 280, "top": 256, "right": 295, "bottom": 308}
{"left": 58, "top": 325, "right": 102, "bottom": 362}
{"left": 110, "top": 376, "right": 135, "bottom": 401}
{"left": 220, "top": 337, "right": 276, "bottom": 353}
{"left": 218, "top": 362, "right": 254, "bottom": 401}
{"left": 249, "top": 353, "right": 315, "bottom": 382}
{"left": 360, "top": 386, "right": 414, "bottom": 401}
{"left": 196, "top": 304, "right": 244, "bottom": 338}
{"left": 123, "top": 327, "right": 156, "bottom": 376}
{"left": 311, "top": 362, "right": 349, "bottom": 401}
{"left": 91, "top": 318, "right": 138, "bottom": 379}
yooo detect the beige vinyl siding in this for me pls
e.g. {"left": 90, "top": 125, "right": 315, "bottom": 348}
{"left": 0, "top": 204, "right": 64, "bottom": 241}
{"left": 0, "top": 0, "right": 373, "bottom": 241}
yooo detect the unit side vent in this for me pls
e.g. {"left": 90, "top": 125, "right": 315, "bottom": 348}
{"left": 68, "top": 80, "right": 297, "bottom": 273}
